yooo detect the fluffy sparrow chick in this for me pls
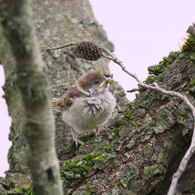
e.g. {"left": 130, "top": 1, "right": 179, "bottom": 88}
{"left": 56, "top": 70, "right": 116, "bottom": 146}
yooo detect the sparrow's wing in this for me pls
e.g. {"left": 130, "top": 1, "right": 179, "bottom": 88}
{"left": 56, "top": 84, "right": 88, "bottom": 109}
{"left": 52, "top": 97, "right": 61, "bottom": 109}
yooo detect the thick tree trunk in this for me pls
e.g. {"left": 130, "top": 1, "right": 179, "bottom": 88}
{"left": 0, "top": 0, "right": 195, "bottom": 195}
{"left": 0, "top": 0, "right": 126, "bottom": 194}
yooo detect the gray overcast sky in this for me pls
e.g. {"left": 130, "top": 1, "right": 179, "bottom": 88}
{"left": 0, "top": 0, "right": 195, "bottom": 176}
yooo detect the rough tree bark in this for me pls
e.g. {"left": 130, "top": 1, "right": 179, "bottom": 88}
{"left": 0, "top": 0, "right": 63, "bottom": 194}
{"left": 0, "top": 0, "right": 126, "bottom": 194}
{"left": 0, "top": 0, "right": 195, "bottom": 195}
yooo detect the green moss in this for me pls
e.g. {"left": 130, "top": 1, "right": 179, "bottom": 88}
{"left": 181, "top": 35, "right": 195, "bottom": 52}
{"left": 3, "top": 182, "right": 34, "bottom": 195}
{"left": 110, "top": 126, "right": 121, "bottom": 135}
{"left": 80, "top": 140, "right": 95, "bottom": 148}
{"left": 123, "top": 109, "right": 132, "bottom": 119}
{"left": 148, "top": 56, "right": 169, "bottom": 75}
{"left": 189, "top": 79, "right": 195, "bottom": 87}
{"left": 86, "top": 184, "right": 96, "bottom": 194}
{"left": 148, "top": 51, "right": 180, "bottom": 76}
{"left": 136, "top": 122, "right": 142, "bottom": 127}
{"left": 24, "top": 187, "right": 34, "bottom": 195}
{"left": 148, "top": 65, "right": 163, "bottom": 75}
{"left": 8, "top": 188, "right": 22, "bottom": 194}
{"left": 82, "top": 152, "right": 105, "bottom": 165}
{"left": 158, "top": 74, "right": 164, "bottom": 81}
{"left": 112, "top": 181, "right": 122, "bottom": 189}
{"left": 88, "top": 140, "right": 95, "bottom": 144}
{"left": 60, "top": 152, "right": 106, "bottom": 184}
{"left": 122, "top": 102, "right": 134, "bottom": 120}
{"left": 143, "top": 75, "right": 156, "bottom": 83}
{"left": 61, "top": 160, "right": 91, "bottom": 174}
{"left": 60, "top": 160, "right": 91, "bottom": 184}
{"left": 131, "top": 122, "right": 142, "bottom": 127}
{"left": 135, "top": 93, "right": 140, "bottom": 98}
{"left": 115, "top": 135, "right": 123, "bottom": 143}
{"left": 105, "top": 144, "right": 114, "bottom": 151}
{"left": 185, "top": 107, "right": 191, "bottom": 112}
{"left": 125, "top": 102, "right": 133, "bottom": 108}
{"left": 61, "top": 176, "right": 69, "bottom": 184}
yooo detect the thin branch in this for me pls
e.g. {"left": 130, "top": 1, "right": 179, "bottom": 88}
{"left": 101, "top": 48, "right": 141, "bottom": 83}
{"left": 47, "top": 42, "right": 76, "bottom": 51}
{"left": 127, "top": 88, "right": 140, "bottom": 93}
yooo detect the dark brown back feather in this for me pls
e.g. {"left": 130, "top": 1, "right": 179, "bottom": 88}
{"left": 56, "top": 71, "right": 105, "bottom": 109}
{"left": 56, "top": 84, "right": 88, "bottom": 109}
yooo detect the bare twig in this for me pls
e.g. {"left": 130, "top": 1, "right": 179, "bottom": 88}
{"left": 101, "top": 48, "right": 141, "bottom": 83}
{"left": 127, "top": 88, "right": 140, "bottom": 93}
{"left": 47, "top": 42, "right": 76, "bottom": 51}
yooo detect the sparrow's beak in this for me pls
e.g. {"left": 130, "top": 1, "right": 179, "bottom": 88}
{"left": 99, "top": 78, "right": 113, "bottom": 88}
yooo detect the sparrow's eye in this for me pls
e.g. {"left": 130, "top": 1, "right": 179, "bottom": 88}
{"left": 93, "top": 79, "right": 100, "bottom": 85}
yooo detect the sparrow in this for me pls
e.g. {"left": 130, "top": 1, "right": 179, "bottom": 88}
{"left": 54, "top": 70, "right": 116, "bottom": 146}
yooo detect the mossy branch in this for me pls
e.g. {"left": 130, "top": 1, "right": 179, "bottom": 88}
{"left": 48, "top": 40, "right": 195, "bottom": 195}
{"left": 187, "top": 23, "right": 195, "bottom": 38}
{"left": 98, "top": 43, "right": 195, "bottom": 195}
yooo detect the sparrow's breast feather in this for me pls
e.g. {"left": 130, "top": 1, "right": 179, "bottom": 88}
{"left": 62, "top": 92, "right": 116, "bottom": 133}
{"left": 83, "top": 92, "right": 116, "bottom": 116}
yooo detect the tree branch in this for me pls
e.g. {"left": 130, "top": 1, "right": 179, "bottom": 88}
{"left": 187, "top": 23, "right": 195, "bottom": 38}
{"left": 47, "top": 41, "right": 195, "bottom": 195}
{"left": 47, "top": 42, "right": 76, "bottom": 51}
{"left": 102, "top": 46, "right": 195, "bottom": 195}
{"left": 0, "top": 0, "right": 63, "bottom": 194}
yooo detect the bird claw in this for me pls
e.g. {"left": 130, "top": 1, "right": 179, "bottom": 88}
{"left": 74, "top": 138, "right": 84, "bottom": 147}
{"left": 71, "top": 127, "right": 105, "bottom": 146}
{"left": 95, "top": 127, "right": 105, "bottom": 135}
{"left": 71, "top": 128, "right": 84, "bottom": 147}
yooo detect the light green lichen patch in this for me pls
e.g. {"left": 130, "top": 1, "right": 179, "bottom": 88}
{"left": 144, "top": 164, "right": 165, "bottom": 180}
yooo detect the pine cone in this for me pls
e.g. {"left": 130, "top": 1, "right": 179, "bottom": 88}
{"left": 74, "top": 41, "right": 103, "bottom": 61}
